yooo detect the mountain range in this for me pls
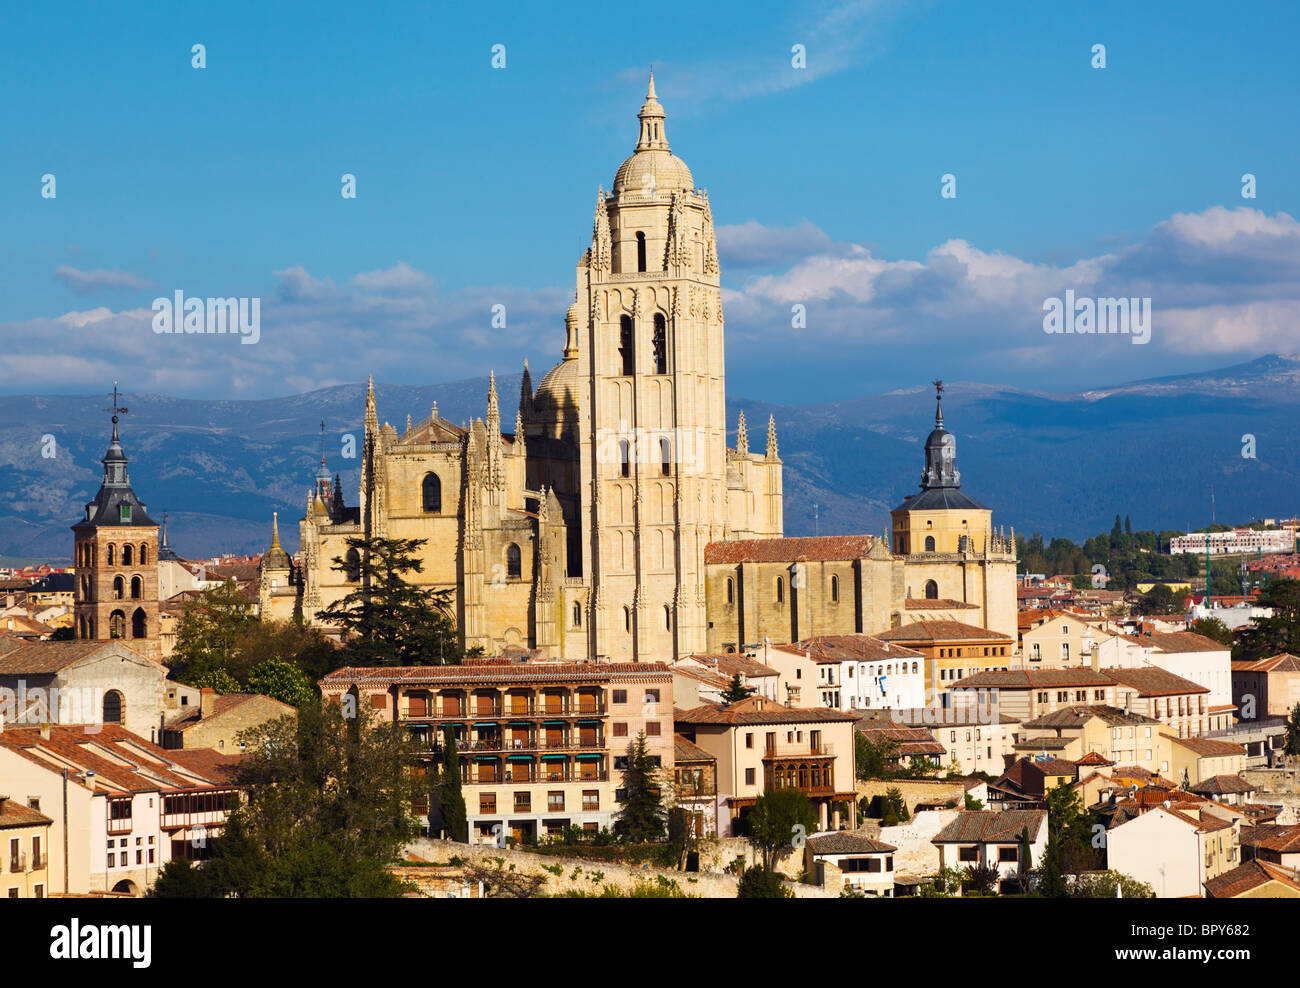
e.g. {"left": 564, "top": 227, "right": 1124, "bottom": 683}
{"left": 2, "top": 354, "right": 1297, "bottom": 562}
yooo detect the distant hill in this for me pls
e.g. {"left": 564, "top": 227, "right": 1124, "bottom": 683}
{"left": 2, "top": 355, "right": 1296, "bottom": 560}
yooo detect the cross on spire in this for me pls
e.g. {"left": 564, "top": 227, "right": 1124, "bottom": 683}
{"left": 104, "top": 382, "right": 129, "bottom": 440}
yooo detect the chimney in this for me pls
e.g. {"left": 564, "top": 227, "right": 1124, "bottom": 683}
{"left": 39, "top": 722, "right": 50, "bottom": 741}
{"left": 199, "top": 688, "right": 215, "bottom": 719}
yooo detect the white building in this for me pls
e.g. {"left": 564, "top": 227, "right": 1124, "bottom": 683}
{"left": 1106, "top": 805, "right": 1240, "bottom": 898}
{"left": 1170, "top": 528, "right": 1295, "bottom": 556}
{"left": 768, "top": 635, "right": 926, "bottom": 713}
{"left": 931, "top": 809, "right": 1048, "bottom": 894}
{"left": 1097, "top": 631, "right": 1234, "bottom": 731}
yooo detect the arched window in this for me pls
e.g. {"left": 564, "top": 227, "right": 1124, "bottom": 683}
{"left": 103, "top": 690, "right": 124, "bottom": 725}
{"left": 653, "top": 314, "right": 667, "bottom": 374}
{"left": 619, "top": 440, "right": 630, "bottom": 478}
{"left": 776, "top": 577, "right": 784, "bottom": 604}
{"left": 726, "top": 577, "right": 734, "bottom": 605}
{"left": 107, "top": 544, "right": 115, "bottom": 567}
{"left": 506, "top": 543, "right": 522, "bottom": 579}
{"left": 131, "top": 608, "right": 147, "bottom": 639}
{"left": 912, "top": 662, "right": 919, "bottom": 674}
{"left": 660, "top": 437, "right": 672, "bottom": 476}
{"left": 121, "top": 544, "right": 133, "bottom": 566}
{"left": 924, "top": 535, "right": 936, "bottom": 552}
{"left": 422, "top": 473, "right": 442, "bottom": 513}
{"left": 573, "top": 602, "right": 582, "bottom": 627}
{"left": 924, "top": 580, "right": 939, "bottom": 600}
{"left": 130, "top": 576, "right": 142, "bottom": 600}
{"left": 109, "top": 610, "right": 126, "bottom": 639}
{"left": 636, "top": 231, "right": 647, "bottom": 272}
{"left": 664, "top": 605, "right": 672, "bottom": 631}
{"left": 619, "top": 316, "right": 635, "bottom": 375}
{"left": 139, "top": 544, "right": 148, "bottom": 565}
{"left": 113, "top": 576, "right": 124, "bottom": 600}
{"left": 624, "top": 606, "right": 632, "bottom": 632}
{"left": 345, "top": 548, "right": 361, "bottom": 582}
{"left": 831, "top": 575, "right": 839, "bottom": 603}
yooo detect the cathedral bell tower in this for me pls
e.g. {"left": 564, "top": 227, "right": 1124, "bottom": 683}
{"left": 575, "top": 74, "right": 727, "bottom": 661}
{"left": 71, "top": 389, "right": 161, "bottom": 659}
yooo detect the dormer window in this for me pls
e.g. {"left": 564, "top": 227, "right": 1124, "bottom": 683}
{"left": 119, "top": 504, "right": 132, "bottom": 522}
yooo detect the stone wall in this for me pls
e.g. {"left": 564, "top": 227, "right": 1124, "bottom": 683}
{"left": 405, "top": 838, "right": 835, "bottom": 898}
{"left": 879, "top": 808, "right": 959, "bottom": 878}
{"left": 857, "top": 777, "right": 972, "bottom": 815}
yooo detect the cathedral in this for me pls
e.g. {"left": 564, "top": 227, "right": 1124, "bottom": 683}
{"left": 261, "top": 77, "right": 1016, "bottom": 660}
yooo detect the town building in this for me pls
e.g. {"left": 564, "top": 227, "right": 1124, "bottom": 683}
{"left": 674, "top": 695, "right": 858, "bottom": 835}
{"left": 875, "top": 620, "right": 1015, "bottom": 700}
{"left": 766, "top": 634, "right": 926, "bottom": 712}
{"left": 1106, "top": 805, "right": 1240, "bottom": 898}
{"left": 318, "top": 657, "right": 674, "bottom": 844}
{"left": 931, "top": 809, "right": 1048, "bottom": 894}
{"left": 1204, "top": 859, "right": 1300, "bottom": 898}
{"left": 1014, "top": 706, "right": 1171, "bottom": 776}
{"left": 0, "top": 795, "right": 53, "bottom": 898}
{"left": 0, "top": 724, "right": 239, "bottom": 895}
{"left": 1170, "top": 528, "right": 1296, "bottom": 556}
{"left": 161, "top": 689, "right": 296, "bottom": 753}
{"left": 1232, "top": 652, "right": 1300, "bottom": 719}
{"left": 805, "top": 832, "right": 897, "bottom": 896}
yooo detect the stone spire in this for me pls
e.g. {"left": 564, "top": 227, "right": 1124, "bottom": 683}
{"left": 519, "top": 359, "right": 534, "bottom": 417}
{"left": 592, "top": 187, "right": 612, "bottom": 273}
{"left": 271, "top": 511, "right": 282, "bottom": 550}
{"left": 514, "top": 408, "right": 526, "bottom": 456}
{"left": 364, "top": 374, "right": 378, "bottom": 434}
{"left": 635, "top": 72, "right": 669, "bottom": 151}
{"left": 736, "top": 411, "right": 748, "bottom": 455}
{"left": 920, "top": 379, "right": 961, "bottom": 490}
{"left": 486, "top": 371, "right": 500, "bottom": 432}
{"left": 765, "top": 414, "right": 779, "bottom": 461}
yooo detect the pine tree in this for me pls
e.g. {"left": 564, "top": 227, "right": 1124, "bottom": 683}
{"left": 720, "top": 673, "right": 754, "bottom": 703}
{"left": 319, "top": 535, "right": 462, "bottom": 665}
{"left": 616, "top": 733, "right": 665, "bottom": 842}
{"left": 1285, "top": 703, "right": 1300, "bottom": 757}
{"left": 437, "top": 724, "right": 468, "bottom": 841}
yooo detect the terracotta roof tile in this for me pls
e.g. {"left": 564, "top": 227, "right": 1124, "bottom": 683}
{"left": 1205, "top": 859, "right": 1300, "bottom": 898}
{"left": 876, "top": 620, "right": 1013, "bottom": 643}
{"left": 932, "top": 810, "right": 1047, "bottom": 844}
{"left": 704, "top": 535, "right": 879, "bottom": 565}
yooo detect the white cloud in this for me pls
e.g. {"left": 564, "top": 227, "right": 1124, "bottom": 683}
{"left": 53, "top": 266, "right": 156, "bottom": 295}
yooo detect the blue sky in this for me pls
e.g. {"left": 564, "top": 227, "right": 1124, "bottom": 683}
{"left": 2, "top": 0, "right": 1298, "bottom": 402}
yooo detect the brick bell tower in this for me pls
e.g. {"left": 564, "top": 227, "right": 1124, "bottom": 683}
{"left": 71, "top": 387, "right": 161, "bottom": 660}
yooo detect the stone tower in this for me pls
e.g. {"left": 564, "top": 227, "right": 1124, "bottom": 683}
{"left": 71, "top": 405, "right": 161, "bottom": 659}
{"left": 576, "top": 74, "right": 728, "bottom": 661}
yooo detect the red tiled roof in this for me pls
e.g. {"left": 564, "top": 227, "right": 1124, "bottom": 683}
{"left": 906, "top": 598, "right": 979, "bottom": 610}
{"left": 0, "top": 799, "right": 53, "bottom": 828}
{"left": 675, "top": 697, "right": 859, "bottom": 726}
{"left": 933, "top": 810, "right": 1046, "bottom": 844}
{"left": 807, "top": 832, "right": 897, "bottom": 855}
{"left": 320, "top": 659, "right": 672, "bottom": 687}
{"left": 1103, "top": 666, "right": 1208, "bottom": 697}
{"left": 952, "top": 668, "right": 1112, "bottom": 689}
{"left": 1165, "top": 735, "right": 1246, "bottom": 758}
{"left": 876, "top": 620, "right": 1012, "bottom": 644}
{"left": 1205, "top": 859, "right": 1300, "bottom": 898}
{"left": 672, "top": 734, "right": 714, "bottom": 764}
{"left": 165, "top": 693, "right": 295, "bottom": 731}
{"left": 1189, "top": 774, "right": 1253, "bottom": 796}
{"left": 1232, "top": 653, "right": 1300, "bottom": 673}
{"left": 704, "top": 535, "right": 878, "bottom": 564}
{"left": 0, "top": 638, "right": 145, "bottom": 675}
{"left": 773, "top": 634, "right": 925, "bottom": 664}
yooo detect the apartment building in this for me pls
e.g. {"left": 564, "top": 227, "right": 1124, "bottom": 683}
{"left": 875, "top": 620, "right": 1015, "bottom": 700}
{"left": 1099, "top": 631, "right": 1235, "bottom": 731}
{"left": 0, "top": 796, "right": 52, "bottom": 898}
{"left": 1107, "top": 805, "right": 1241, "bottom": 898}
{"left": 674, "top": 696, "right": 858, "bottom": 835}
{"left": 0, "top": 724, "right": 240, "bottom": 895}
{"left": 1014, "top": 706, "right": 1171, "bottom": 776}
{"left": 319, "top": 658, "right": 674, "bottom": 845}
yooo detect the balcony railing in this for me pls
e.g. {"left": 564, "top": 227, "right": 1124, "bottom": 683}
{"left": 465, "top": 770, "right": 609, "bottom": 786}
{"left": 107, "top": 818, "right": 132, "bottom": 835}
{"left": 762, "top": 742, "right": 835, "bottom": 759}
{"left": 31, "top": 854, "right": 46, "bottom": 870}
{"left": 8, "top": 852, "right": 26, "bottom": 873}
{"left": 431, "top": 738, "right": 606, "bottom": 756}
{"left": 403, "top": 699, "right": 606, "bottom": 720}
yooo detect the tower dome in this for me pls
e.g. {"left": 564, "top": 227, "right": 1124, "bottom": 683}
{"left": 611, "top": 73, "right": 694, "bottom": 196}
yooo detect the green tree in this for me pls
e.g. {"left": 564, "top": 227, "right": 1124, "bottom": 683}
{"left": 1236, "top": 579, "right": 1300, "bottom": 661}
{"left": 50, "top": 626, "right": 75, "bottom": 641}
{"left": 1111, "top": 515, "right": 1123, "bottom": 538}
{"left": 169, "top": 579, "right": 255, "bottom": 683}
{"left": 148, "top": 858, "right": 219, "bottom": 898}
{"left": 615, "top": 732, "right": 665, "bottom": 842}
{"left": 436, "top": 724, "right": 468, "bottom": 841}
{"left": 246, "top": 657, "right": 317, "bottom": 708}
{"left": 720, "top": 673, "right": 754, "bottom": 704}
{"left": 1067, "top": 871, "right": 1155, "bottom": 898}
{"left": 1038, "top": 780, "right": 1104, "bottom": 897}
{"left": 737, "top": 864, "right": 793, "bottom": 898}
{"left": 190, "top": 668, "right": 243, "bottom": 694}
{"left": 747, "top": 787, "right": 818, "bottom": 872}
{"left": 1285, "top": 702, "right": 1300, "bottom": 757}
{"left": 1134, "top": 583, "right": 1180, "bottom": 616}
{"left": 1189, "top": 617, "right": 1235, "bottom": 647}
{"left": 963, "top": 792, "right": 984, "bottom": 811}
{"left": 318, "top": 535, "right": 462, "bottom": 666}
{"left": 854, "top": 732, "right": 900, "bottom": 780}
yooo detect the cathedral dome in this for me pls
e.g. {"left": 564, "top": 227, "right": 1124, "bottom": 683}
{"left": 611, "top": 73, "right": 694, "bottom": 196}
{"left": 535, "top": 357, "right": 580, "bottom": 418}
{"left": 612, "top": 149, "right": 694, "bottom": 196}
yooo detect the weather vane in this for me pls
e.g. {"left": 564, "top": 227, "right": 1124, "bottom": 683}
{"left": 933, "top": 379, "right": 944, "bottom": 398}
{"left": 105, "top": 382, "right": 129, "bottom": 422}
